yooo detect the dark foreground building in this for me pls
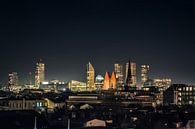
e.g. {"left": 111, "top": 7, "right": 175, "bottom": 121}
{"left": 164, "top": 84, "right": 195, "bottom": 106}
{"left": 0, "top": 110, "right": 49, "bottom": 129}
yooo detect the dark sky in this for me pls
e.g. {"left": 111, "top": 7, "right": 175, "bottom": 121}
{"left": 0, "top": 0, "right": 195, "bottom": 84}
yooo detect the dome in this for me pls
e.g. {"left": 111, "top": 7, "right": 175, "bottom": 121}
{"left": 95, "top": 75, "right": 104, "bottom": 82}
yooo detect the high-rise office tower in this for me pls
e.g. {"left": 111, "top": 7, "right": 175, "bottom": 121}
{"left": 141, "top": 65, "right": 149, "bottom": 85}
{"left": 110, "top": 72, "right": 117, "bottom": 90}
{"left": 103, "top": 72, "right": 110, "bottom": 90}
{"left": 131, "top": 62, "right": 137, "bottom": 86}
{"left": 126, "top": 60, "right": 132, "bottom": 87}
{"left": 86, "top": 62, "right": 95, "bottom": 90}
{"left": 125, "top": 62, "right": 129, "bottom": 81}
{"left": 125, "top": 61, "right": 137, "bottom": 87}
{"left": 114, "top": 63, "right": 123, "bottom": 87}
{"left": 35, "top": 61, "right": 45, "bottom": 88}
{"left": 8, "top": 72, "right": 19, "bottom": 91}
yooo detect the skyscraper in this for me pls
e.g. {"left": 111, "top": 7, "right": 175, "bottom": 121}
{"left": 86, "top": 62, "right": 95, "bottom": 90}
{"left": 114, "top": 63, "right": 123, "bottom": 87}
{"left": 35, "top": 61, "right": 45, "bottom": 88}
{"left": 126, "top": 60, "right": 132, "bottom": 87}
{"left": 8, "top": 72, "right": 19, "bottom": 91}
{"left": 141, "top": 65, "right": 150, "bottom": 86}
{"left": 103, "top": 72, "right": 110, "bottom": 90}
{"left": 125, "top": 62, "right": 129, "bottom": 81}
{"left": 110, "top": 72, "right": 117, "bottom": 90}
{"left": 125, "top": 61, "right": 137, "bottom": 87}
{"left": 131, "top": 62, "right": 137, "bottom": 87}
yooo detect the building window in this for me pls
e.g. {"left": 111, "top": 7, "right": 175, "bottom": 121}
{"left": 37, "top": 102, "right": 39, "bottom": 107}
{"left": 40, "top": 102, "right": 42, "bottom": 107}
{"left": 178, "top": 93, "right": 182, "bottom": 96}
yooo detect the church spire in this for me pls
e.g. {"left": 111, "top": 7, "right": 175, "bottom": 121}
{"left": 103, "top": 72, "right": 110, "bottom": 90}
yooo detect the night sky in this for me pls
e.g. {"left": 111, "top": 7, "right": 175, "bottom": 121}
{"left": 0, "top": 0, "right": 195, "bottom": 84}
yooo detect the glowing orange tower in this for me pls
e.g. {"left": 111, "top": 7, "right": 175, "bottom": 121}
{"left": 103, "top": 72, "right": 110, "bottom": 90}
{"left": 110, "top": 72, "right": 117, "bottom": 90}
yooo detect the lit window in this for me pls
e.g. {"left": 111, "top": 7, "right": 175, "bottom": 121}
{"left": 37, "top": 102, "right": 39, "bottom": 107}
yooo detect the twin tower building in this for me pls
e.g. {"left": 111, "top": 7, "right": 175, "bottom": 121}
{"left": 86, "top": 60, "right": 139, "bottom": 91}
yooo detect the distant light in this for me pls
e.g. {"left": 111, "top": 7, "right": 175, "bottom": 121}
{"left": 132, "top": 117, "right": 138, "bottom": 121}
{"left": 42, "top": 81, "right": 49, "bottom": 85}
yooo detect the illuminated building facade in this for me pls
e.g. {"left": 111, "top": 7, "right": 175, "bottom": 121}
{"left": 125, "top": 62, "right": 129, "bottom": 82}
{"left": 39, "top": 80, "right": 67, "bottom": 92}
{"left": 50, "top": 80, "right": 65, "bottom": 85}
{"left": 35, "top": 61, "right": 45, "bottom": 88}
{"left": 131, "top": 62, "right": 137, "bottom": 87}
{"left": 110, "top": 72, "right": 117, "bottom": 90}
{"left": 87, "top": 62, "right": 95, "bottom": 90}
{"left": 102, "top": 71, "right": 117, "bottom": 90}
{"left": 95, "top": 75, "right": 104, "bottom": 92}
{"left": 153, "top": 78, "right": 172, "bottom": 105}
{"left": 9, "top": 99, "right": 47, "bottom": 110}
{"left": 103, "top": 72, "right": 110, "bottom": 90}
{"left": 154, "top": 78, "right": 172, "bottom": 92}
{"left": 114, "top": 63, "right": 123, "bottom": 88}
{"left": 164, "top": 84, "right": 195, "bottom": 106}
{"left": 45, "top": 98, "right": 65, "bottom": 109}
{"left": 68, "top": 80, "right": 87, "bottom": 92}
{"left": 141, "top": 65, "right": 149, "bottom": 86}
{"left": 8, "top": 72, "right": 19, "bottom": 91}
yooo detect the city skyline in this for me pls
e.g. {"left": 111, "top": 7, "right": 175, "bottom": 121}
{"left": 0, "top": 58, "right": 194, "bottom": 85}
{"left": 0, "top": 0, "right": 195, "bottom": 84}
{"left": 1, "top": 1, "right": 195, "bottom": 129}
{"left": 0, "top": 59, "right": 177, "bottom": 85}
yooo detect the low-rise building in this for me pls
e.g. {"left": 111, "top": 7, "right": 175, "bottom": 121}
{"left": 164, "top": 84, "right": 195, "bottom": 106}
{"left": 154, "top": 78, "right": 172, "bottom": 92}
{"left": 9, "top": 98, "right": 47, "bottom": 110}
{"left": 68, "top": 80, "right": 87, "bottom": 92}
{"left": 45, "top": 98, "right": 65, "bottom": 109}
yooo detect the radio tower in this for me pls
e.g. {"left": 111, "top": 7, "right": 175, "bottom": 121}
{"left": 29, "top": 72, "right": 32, "bottom": 85}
